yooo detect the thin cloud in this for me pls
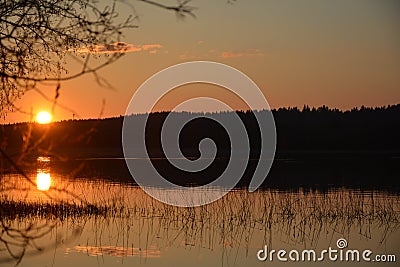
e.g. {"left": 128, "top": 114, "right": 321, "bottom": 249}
{"left": 141, "top": 44, "right": 163, "bottom": 50}
{"left": 220, "top": 49, "right": 264, "bottom": 58}
{"left": 179, "top": 53, "right": 199, "bottom": 60}
{"left": 73, "top": 42, "right": 163, "bottom": 54}
{"left": 68, "top": 245, "right": 161, "bottom": 258}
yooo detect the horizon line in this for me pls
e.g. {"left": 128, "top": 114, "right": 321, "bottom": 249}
{"left": 2, "top": 103, "right": 399, "bottom": 125}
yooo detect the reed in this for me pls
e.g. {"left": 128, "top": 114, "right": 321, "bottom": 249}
{"left": 1, "top": 175, "right": 399, "bottom": 266}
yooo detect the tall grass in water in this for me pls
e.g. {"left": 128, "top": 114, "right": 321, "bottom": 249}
{"left": 1, "top": 174, "right": 399, "bottom": 266}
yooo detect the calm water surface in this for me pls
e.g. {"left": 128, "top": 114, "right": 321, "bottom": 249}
{"left": 0, "top": 157, "right": 399, "bottom": 266}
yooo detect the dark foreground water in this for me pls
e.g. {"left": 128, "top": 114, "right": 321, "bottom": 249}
{"left": 0, "top": 157, "right": 399, "bottom": 267}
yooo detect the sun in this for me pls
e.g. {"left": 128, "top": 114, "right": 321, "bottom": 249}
{"left": 36, "top": 111, "right": 52, "bottom": 124}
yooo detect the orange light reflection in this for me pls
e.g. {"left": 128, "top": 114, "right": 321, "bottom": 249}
{"left": 36, "top": 172, "right": 51, "bottom": 191}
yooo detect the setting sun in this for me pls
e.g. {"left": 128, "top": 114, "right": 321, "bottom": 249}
{"left": 36, "top": 111, "right": 52, "bottom": 124}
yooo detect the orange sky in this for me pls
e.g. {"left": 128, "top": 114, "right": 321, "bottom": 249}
{"left": 3, "top": 0, "right": 400, "bottom": 123}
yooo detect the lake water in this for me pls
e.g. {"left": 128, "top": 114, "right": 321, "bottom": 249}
{"left": 0, "top": 157, "right": 399, "bottom": 266}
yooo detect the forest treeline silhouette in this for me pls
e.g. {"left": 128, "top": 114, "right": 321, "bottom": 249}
{"left": 2, "top": 104, "right": 399, "bottom": 158}
{"left": 1, "top": 104, "right": 399, "bottom": 189}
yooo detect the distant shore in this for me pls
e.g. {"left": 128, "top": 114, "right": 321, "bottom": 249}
{"left": 2, "top": 105, "right": 400, "bottom": 158}
{"left": 1, "top": 106, "right": 399, "bottom": 190}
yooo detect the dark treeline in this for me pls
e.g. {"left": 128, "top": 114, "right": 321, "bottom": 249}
{"left": 274, "top": 104, "right": 400, "bottom": 151}
{"left": 1, "top": 104, "right": 400, "bottom": 158}
{"left": 1, "top": 104, "right": 399, "bottom": 189}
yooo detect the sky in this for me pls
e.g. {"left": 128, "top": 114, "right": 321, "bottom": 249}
{"left": 4, "top": 0, "right": 400, "bottom": 123}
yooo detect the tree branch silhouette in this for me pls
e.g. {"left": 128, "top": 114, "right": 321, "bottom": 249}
{"left": 0, "top": 0, "right": 199, "bottom": 118}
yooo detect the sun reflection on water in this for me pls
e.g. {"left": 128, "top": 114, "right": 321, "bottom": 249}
{"left": 36, "top": 172, "right": 51, "bottom": 191}
{"left": 36, "top": 156, "right": 51, "bottom": 191}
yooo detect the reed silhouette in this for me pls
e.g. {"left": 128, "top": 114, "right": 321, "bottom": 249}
{"left": 1, "top": 175, "right": 399, "bottom": 266}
